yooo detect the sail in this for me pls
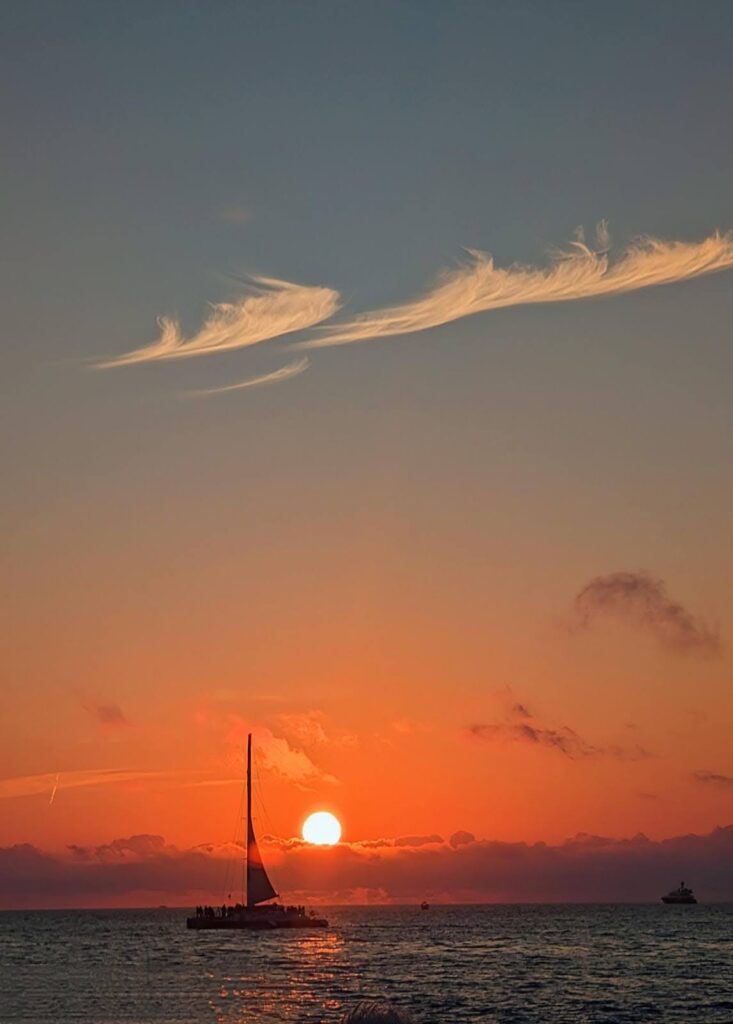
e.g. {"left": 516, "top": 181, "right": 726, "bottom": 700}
{"left": 246, "top": 734, "right": 278, "bottom": 907}
{"left": 246, "top": 821, "right": 278, "bottom": 906}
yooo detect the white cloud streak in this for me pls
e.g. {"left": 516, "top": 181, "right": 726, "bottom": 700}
{"left": 193, "top": 356, "right": 310, "bottom": 395}
{"left": 0, "top": 769, "right": 166, "bottom": 801}
{"left": 303, "top": 225, "right": 733, "bottom": 348}
{"left": 0, "top": 768, "right": 230, "bottom": 801}
{"left": 96, "top": 277, "right": 339, "bottom": 368}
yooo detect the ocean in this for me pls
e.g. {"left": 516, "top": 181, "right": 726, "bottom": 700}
{"left": 1, "top": 904, "right": 732, "bottom": 1023}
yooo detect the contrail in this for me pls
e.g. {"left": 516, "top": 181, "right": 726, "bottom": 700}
{"left": 49, "top": 773, "right": 60, "bottom": 805}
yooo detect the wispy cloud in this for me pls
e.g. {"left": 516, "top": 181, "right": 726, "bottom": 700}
{"left": 0, "top": 768, "right": 166, "bottom": 802}
{"left": 247, "top": 727, "right": 338, "bottom": 786}
{"left": 468, "top": 721, "right": 601, "bottom": 758}
{"left": 96, "top": 277, "right": 339, "bottom": 368}
{"left": 277, "top": 711, "right": 329, "bottom": 746}
{"left": 277, "top": 710, "right": 358, "bottom": 749}
{"left": 303, "top": 225, "right": 733, "bottom": 348}
{"left": 693, "top": 770, "right": 733, "bottom": 787}
{"left": 467, "top": 698, "right": 649, "bottom": 761}
{"left": 192, "top": 356, "right": 310, "bottom": 395}
{"left": 198, "top": 710, "right": 338, "bottom": 787}
{"left": 83, "top": 702, "right": 130, "bottom": 728}
{"left": 573, "top": 571, "right": 721, "bottom": 657}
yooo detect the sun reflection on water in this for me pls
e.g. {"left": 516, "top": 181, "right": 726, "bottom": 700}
{"left": 211, "top": 928, "right": 347, "bottom": 1022}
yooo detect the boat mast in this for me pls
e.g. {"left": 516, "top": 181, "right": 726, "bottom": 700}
{"left": 246, "top": 733, "right": 252, "bottom": 907}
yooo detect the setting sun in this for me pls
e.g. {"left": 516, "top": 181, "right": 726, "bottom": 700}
{"left": 302, "top": 811, "right": 342, "bottom": 845}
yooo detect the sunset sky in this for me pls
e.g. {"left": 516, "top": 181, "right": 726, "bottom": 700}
{"left": 3, "top": 1, "right": 733, "bottom": 907}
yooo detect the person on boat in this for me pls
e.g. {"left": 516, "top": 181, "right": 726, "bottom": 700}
{"left": 340, "top": 1000, "right": 415, "bottom": 1023}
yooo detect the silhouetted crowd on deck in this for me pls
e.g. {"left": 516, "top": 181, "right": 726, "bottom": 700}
{"left": 194, "top": 904, "right": 240, "bottom": 918}
{"left": 194, "top": 903, "right": 308, "bottom": 918}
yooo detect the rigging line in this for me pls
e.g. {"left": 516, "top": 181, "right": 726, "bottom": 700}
{"left": 252, "top": 755, "right": 276, "bottom": 836}
{"left": 222, "top": 766, "right": 247, "bottom": 902}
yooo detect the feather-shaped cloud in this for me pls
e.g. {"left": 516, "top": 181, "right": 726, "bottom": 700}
{"left": 193, "top": 356, "right": 310, "bottom": 395}
{"left": 303, "top": 225, "right": 733, "bottom": 347}
{"left": 97, "top": 277, "right": 339, "bottom": 368}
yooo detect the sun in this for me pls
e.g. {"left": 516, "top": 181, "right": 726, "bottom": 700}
{"left": 302, "top": 811, "right": 342, "bottom": 845}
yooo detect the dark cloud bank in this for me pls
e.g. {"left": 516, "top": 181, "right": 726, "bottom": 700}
{"left": 3, "top": 827, "right": 733, "bottom": 908}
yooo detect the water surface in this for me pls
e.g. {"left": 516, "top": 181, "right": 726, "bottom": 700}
{"left": 1, "top": 904, "right": 731, "bottom": 1022}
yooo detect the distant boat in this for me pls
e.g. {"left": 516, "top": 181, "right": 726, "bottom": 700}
{"left": 420, "top": 901, "right": 430, "bottom": 911}
{"left": 661, "top": 881, "right": 697, "bottom": 905}
{"left": 187, "top": 734, "right": 328, "bottom": 930}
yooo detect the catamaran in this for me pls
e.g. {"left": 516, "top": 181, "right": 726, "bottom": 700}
{"left": 186, "top": 734, "right": 329, "bottom": 930}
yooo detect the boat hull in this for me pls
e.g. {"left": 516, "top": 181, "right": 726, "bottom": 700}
{"left": 187, "top": 912, "right": 328, "bottom": 930}
{"left": 661, "top": 896, "right": 697, "bottom": 904}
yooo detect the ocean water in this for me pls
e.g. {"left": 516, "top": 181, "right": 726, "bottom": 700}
{"left": 1, "top": 905, "right": 732, "bottom": 1023}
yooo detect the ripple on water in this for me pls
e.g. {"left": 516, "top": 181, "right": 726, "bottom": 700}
{"left": 0, "top": 905, "right": 732, "bottom": 1022}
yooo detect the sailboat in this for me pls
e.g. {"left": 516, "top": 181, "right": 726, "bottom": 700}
{"left": 186, "top": 734, "right": 329, "bottom": 930}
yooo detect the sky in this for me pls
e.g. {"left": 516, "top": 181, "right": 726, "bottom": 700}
{"left": 2, "top": 0, "right": 733, "bottom": 907}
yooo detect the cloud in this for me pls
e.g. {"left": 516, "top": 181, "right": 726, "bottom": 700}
{"left": 68, "top": 834, "right": 173, "bottom": 862}
{"left": 467, "top": 699, "right": 649, "bottom": 761}
{"left": 393, "top": 834, "right": 444, "bottom": 848}
{"left": 0, "top": 767, "right": 243, "bottom": 802}
{"left": 84, "top": 702, "right": 129, "bottom": 728}
{"left": 96, "top": 277, "right": 339, "bottom": 368}
{"left": 277, "top": 710, "right": 358, "bottom": 750}
{"left": 4, "top": 825, "right": 733, "bottom": 907}
{"left": 191, "top": 356, "right": 310, "bottom": 395}
{"left": 469, "top": 721, "right": 601, "bottom": 758}
{"left": 693, "top": 770, "right": 733, "bottom": 787}
{"left": 573, "top": 571, "right": 721, "bottom": 657}
{"left": 221, "top": 715, "right": 338, "bottom": 786}
{"left": 0, "top": 768, "right": 169, "bottom": 802}
{"left": 255, "top": 734, "right": 338, "bottom": 786}
{"left": 277, "top": 711, "right": 329, "bottom": 746}
{"left": 449, "top": 831, "right": 476, "bottom": 849}
{"left": 303, "top": 224, "right": 733, "bottom": 348}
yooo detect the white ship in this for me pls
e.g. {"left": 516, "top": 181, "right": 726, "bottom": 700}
{"left": 661, "top": 881, "right": 697, "bottom": 905}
